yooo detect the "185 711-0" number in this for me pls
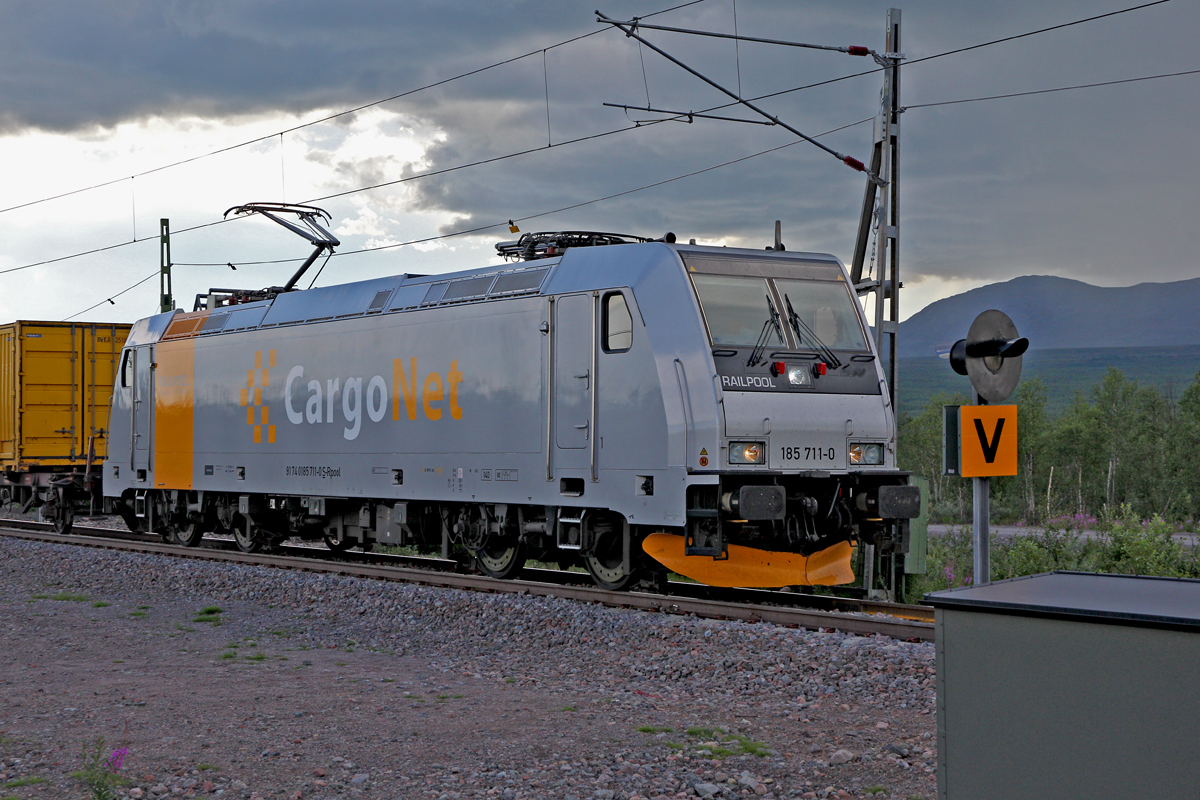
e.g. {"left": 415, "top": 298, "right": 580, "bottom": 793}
{"left": 780, "top": 446, "right": 836, "bottom": 462}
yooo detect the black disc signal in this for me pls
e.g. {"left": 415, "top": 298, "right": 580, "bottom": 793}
{"left": 948, "top": 309, "right": 1028, "bottom": 403}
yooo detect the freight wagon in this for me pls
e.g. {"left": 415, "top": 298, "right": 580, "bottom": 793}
{"left": 0, "top": 320, "right": 130, "bottom": 530}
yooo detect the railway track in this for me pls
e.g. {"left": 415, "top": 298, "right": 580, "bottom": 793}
{"left": 0, "top": 519, "right": 935, "bottom": 642}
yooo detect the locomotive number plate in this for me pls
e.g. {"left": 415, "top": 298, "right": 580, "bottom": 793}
{"left": 780, "top": 446, "right": 836, "bottom": 462}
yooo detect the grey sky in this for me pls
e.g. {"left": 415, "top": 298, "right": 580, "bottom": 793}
{"left": 0, "top": 0, "right": 1195, "bottom": 322}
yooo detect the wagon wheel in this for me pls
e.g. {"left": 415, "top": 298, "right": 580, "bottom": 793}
{"left": 584, "top": 526, "right": 641, "bottom": 591}
{"left": 475, "top": 535, "right": 527, "bottom": 579}
{"left": 52, "top": 501, "right": 75, "bottom": 536}
{"left": 233, "top": 518, "right": 263, "bottom": 553}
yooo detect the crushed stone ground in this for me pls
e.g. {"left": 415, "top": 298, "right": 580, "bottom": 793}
{"left": 0, "top": 536, "right": 937, "bottom": 800}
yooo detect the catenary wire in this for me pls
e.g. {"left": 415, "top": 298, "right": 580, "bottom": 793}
{"left": 71, "top": 115, "right": 873, "bottom": 326}
{"left": 0, "top": 0, "right": 710, "bottom": 218}
{"left": 16, "top": 0, "right": 1185, "bottom": 281}
{"left": 657, "top": 0, "right": 1176, "bottom": 118}
{"left": 63, "top": 271, "right": 157, "bottom": 321}
{"left": 901, "top": 67, "right": 1200, "bottom": 110}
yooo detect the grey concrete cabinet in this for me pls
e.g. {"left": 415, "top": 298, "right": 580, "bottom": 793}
{"left": 927, "top": 572, "right": 1200, "bottom": 800}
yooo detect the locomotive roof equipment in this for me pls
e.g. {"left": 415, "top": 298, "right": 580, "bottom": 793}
{"left": 196, "top": 203, "right": 342, "bottom": 310}
{"left": 496, "top": 230, "right": 676, "bottom": 262}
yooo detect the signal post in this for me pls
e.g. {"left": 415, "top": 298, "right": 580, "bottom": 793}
{"left": 944, "top": 310, "right": 1026, "bottom": 585}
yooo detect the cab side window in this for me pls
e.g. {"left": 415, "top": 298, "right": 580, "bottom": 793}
{"left": 603, "top": 292, "right": 632, "bottom": 352}
{"left": 120, "top": 350, "right": 133, "bottom": 388}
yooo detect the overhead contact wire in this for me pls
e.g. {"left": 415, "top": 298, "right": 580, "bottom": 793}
{"left": 17, "top": 0, "right": 1181, "bottom": 280}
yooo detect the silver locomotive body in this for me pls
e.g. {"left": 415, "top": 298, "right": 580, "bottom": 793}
{"left": 104, "top": 241, "right": 917, "bottom": 588}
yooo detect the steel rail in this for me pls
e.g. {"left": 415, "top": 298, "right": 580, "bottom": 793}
{"left": 0, "top": 521, "right": 934, "bottom": 640}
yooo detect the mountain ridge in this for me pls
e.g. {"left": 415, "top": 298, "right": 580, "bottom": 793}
{"left": 898, "top": 274, "right": 1200, "bottom": 358}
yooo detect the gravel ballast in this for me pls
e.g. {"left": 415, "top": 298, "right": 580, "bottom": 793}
{"left": 0, "top": 535, "right": 938, "bottom": 799}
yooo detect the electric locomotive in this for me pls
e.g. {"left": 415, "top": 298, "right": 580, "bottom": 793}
{"left": 102, "top": 204, "right": 919, "bottom": 589}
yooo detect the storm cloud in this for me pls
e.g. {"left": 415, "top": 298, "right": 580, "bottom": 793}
{"left": 0, "top": 0, "right": 1197, "bottom": 322}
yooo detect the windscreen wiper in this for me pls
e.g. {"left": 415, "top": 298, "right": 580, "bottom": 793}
{"left": 784, "top": 294, "right": 841, "bottom": 370}
{"left": 747, "top": 295, "right": 785, "bottom": 367}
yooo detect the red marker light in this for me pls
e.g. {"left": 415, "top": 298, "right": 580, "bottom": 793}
{"left": 847, "top": 46, "right": 870, "bottom": 56}
{"left": 771, "top": 361, "right": 786, "bottom": 377}
{"left": 813, "top": 362, "right": 827, "bottom": 377}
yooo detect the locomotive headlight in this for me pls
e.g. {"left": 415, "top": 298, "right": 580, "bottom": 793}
{"left": 787, "top": 366, "right": 811, "bottom": 386}
{"left": 728, "top": 442, "right": 766, "bottom": 464}
{"left": 849, "top": 442, "right": 885, "bottom": 465}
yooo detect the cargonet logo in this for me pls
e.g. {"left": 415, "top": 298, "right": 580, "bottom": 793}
{"left": 241, "top": 349, "right": 276, "bottom": 443}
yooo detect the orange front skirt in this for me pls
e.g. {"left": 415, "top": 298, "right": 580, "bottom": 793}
{"left": 641, "top": 533, "right": 854, "bottom": 588}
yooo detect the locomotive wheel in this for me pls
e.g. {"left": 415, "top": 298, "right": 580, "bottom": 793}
{"left": 584, "top": 530, "right": 641, "bottom": 591}
{"left": 475, "top": 537, "right": 527, "bottom": 579}
{"left": 233, "top": 521, "right": 263, "bottom": 553}
{"left": 174, "top": 516, "right": 205, "bottom": 548}
{"left": 52, "top": 502, "right": 74, "bottom": 536}
{"left": 323, "top": 533, "right": 352, "bottom": 553}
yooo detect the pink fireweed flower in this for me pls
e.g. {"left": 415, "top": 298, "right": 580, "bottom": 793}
{"left": 107, "top": 747, "right": 127, "bottom": 772}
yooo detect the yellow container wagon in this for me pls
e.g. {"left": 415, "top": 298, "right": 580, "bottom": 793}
{"left": 0, "top": 320, "right": 131, "bottom": 530}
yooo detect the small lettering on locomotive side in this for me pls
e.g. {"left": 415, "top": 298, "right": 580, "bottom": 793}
{"left": 721, "top": 375, "right": 775, "bottom": 388}
{"left": 284, "top": 465, "right": 342, "bottom": 478}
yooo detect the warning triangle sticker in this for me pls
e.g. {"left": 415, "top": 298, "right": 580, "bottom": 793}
{"left": 700, "top": 448, "right": 708, "bottom": 456}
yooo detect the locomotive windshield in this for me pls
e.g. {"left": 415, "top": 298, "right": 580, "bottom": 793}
{"left": 688, "top": 269, "right": 868, "bottom": 352}
{"left": 775, "top": 278, "right": 868, "bottom": 351}
{"left": 690, "top": 275, "right": 785, "bottom": 348}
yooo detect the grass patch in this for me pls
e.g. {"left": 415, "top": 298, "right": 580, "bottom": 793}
{"left": 92, "top": 601, "right": 111, "bottom": 608}
{"left": 505, "top": 677, "right": 515, "bottom": 684}
{"left": 52, "top": 593, "right": 89, "bottom": 602}
{"left": 175, "top": 623, "right": 195, "bottom": 632}
{"left": 665, "top": 742, "right": 684, "bottom": 750}
{"left": 30, "top": 593, "right": 51, "bottom": 599}
{"left": 196, "top": 764, "right": 219, "bottom": 772}
{"left": 375, "top": 544, "right": 422, "bottom": 556}
{"left": 729, "top": 735, "right": 770, "bottom": 757}
{"left": 244, "top": 653, "right": 266, "bottom": 662}
{"left": 193, "top": 607, "right": 224, "bottom": 625}
{"left": 333, "top": 661, "right": 347, "bottom": 667}
{"left": 636, "top": 726, "right": 672, "bottom": 733}
{"left": 561, "top": 706, "right": 577, "bottom": 712}
{"left": 112, "top": 660, "right": 124, "bottom": 664}
{"left": 137, "top": 605, "right": 151, "bottom": 610}
{"left": 5, "top": 777, "right": 46, "bottom": 787}
{"left": 677, "top": 727, "right": 771, "bottom": 758}
{"left": 218, "top": 652, "right": 236, "bottom": 660}
{"left": 865, "top": 788, "right": 887, "bottom": 795}
{"left": 129, "top": 611, "right": 148, "bottom": 619}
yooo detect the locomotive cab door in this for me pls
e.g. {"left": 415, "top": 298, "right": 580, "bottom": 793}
{"left": 131, "top": 345, "right": 152, "bottom": 478}
{"left": 552, "top": 293, "right": 595, "bottom": 475}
